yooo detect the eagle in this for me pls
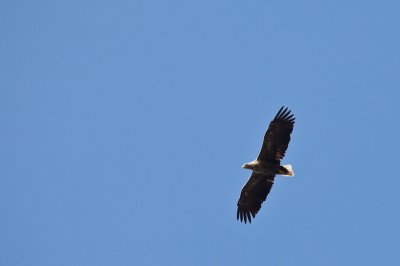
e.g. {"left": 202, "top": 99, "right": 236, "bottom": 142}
{"left": 237, "top": 106, "right": 295, "bottom": 224}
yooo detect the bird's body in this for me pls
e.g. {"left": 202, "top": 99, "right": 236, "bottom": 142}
{"left": 237, "top": 106, "right": 295, "bottom": 224}
{"left": 243, "top": 159, "right": 293, "bottom": 176}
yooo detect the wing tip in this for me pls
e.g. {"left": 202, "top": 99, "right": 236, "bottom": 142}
{"left": 275, "top": 106, "right": 285, "bottom": 118}
{"left": 275, "top": 106, "right": 295, "bottom": 123}
{"left": 237, "top": 208, "right": 254, "bottom": 224}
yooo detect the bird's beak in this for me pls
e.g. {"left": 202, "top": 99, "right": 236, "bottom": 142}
{"left": 242, "top": 164, "right": 248, "bottom": 169}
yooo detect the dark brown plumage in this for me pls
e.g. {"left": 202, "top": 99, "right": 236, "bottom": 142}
{"left": 237, "top": 106, "right": 295, "bottom": 224}
{"left": 257, "top": 106, "right": 295, "bottom": 163}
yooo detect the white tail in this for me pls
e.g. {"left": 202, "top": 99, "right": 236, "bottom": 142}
{"left": 281, "top": 164, "right": 294, "bottom": 176}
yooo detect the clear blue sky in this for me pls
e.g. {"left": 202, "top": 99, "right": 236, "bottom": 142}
{"left": 1, "top": 0, "right": 400, "bottom": 265}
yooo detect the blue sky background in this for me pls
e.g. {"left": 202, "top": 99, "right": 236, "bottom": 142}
{"left": 1, "top": 0, "right": 400, "bottom": 265}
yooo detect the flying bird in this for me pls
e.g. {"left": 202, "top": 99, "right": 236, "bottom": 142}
{"left": 237, "top": 106, "right": 295, "bottom": 224}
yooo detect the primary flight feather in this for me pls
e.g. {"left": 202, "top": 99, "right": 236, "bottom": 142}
{"left": 237, "top": 106, "right": 295, "bottom": 224}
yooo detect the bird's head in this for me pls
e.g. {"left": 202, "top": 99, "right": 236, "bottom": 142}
{"left": 242, "top": 162, "right": 255, "bottom": 170}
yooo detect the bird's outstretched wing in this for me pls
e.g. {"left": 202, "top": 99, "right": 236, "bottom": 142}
{"left": 257, "top": 106, "right": 295, "bottom": 163}
{"left": 237, "top": 172, "right": 275, "bottom": 224}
